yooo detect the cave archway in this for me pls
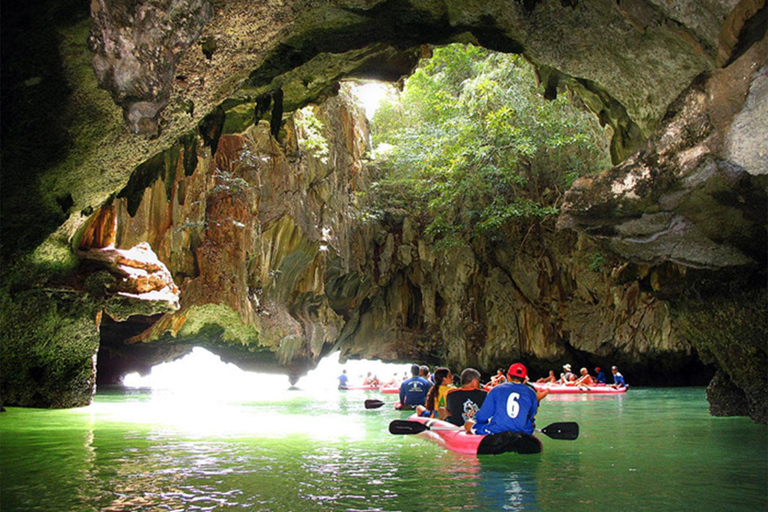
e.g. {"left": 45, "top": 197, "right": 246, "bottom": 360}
{"left": 1, "top": 1, "right": 765, "bottom": 422}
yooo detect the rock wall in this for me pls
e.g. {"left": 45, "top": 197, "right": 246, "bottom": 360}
{"left": 559, "top": 29, "right": 767, "bottom": 422}
{"left": 81, "top": 91, "right": 371, "bottom": 382}
{"left": 559, "top": 36, "right": 767, "bottom": 269}
{"left": 338, "top": 218, "right": 699, "bottom": 384}
{"left": 80, "top": 86, "right": 702, "bottom": 395}
{"left": 4, "top": 0, "right": 762, "bottom": 271}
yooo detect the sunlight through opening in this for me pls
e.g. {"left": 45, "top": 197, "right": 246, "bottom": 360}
{"left": 123, "top": 347, "right": 413, "bottom": 394}
{"left": 113, "top": 348, "right": 414, "bottom": 438}
{"left": 348, "top": 81, "right": 392, "bottom": 119}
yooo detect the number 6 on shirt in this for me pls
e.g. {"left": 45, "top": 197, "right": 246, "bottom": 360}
{"left": 506, "top": 392, "right": 520, "bottom": 418}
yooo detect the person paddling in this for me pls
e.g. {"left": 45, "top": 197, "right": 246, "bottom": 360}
{"left": 445, "top": 368, "right": 487, "bottom": 426}
{"left": 416, "top": 367, "right": 454, "bottom": 419}
{"left": 338, "top": 369, "right": 349, "bottom": 390}
{"left": 465, "top": 363, "right": 539, "bottom": 436}
{"left": 536, "top": 370, "right": 557, "bottom": 384}
{"left": 559, "top": 364, "right": 575, "bottom": 384}
{"left": 486, "top": 368, "right": 507, "bottom": 388}
{"left": 572, "top": 367, "right": 596, "bottom": 387}
{"left": 595, "top": 367, "right": 606, "bottom": 384}
{"left": 398, "top": 364, "right": 430, "bottom": 410}
{"left": 611, "top": 366, "right": 627, "bottom": 388}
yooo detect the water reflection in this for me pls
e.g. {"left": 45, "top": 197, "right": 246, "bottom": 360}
{"left": 474, "top": 457, "right": 540, "bottom": 511}
{"left": 2, "top": 387, "right": 765, "bottom": 512}
{"left": 544, "top": 393, "right": 626, "bottom": 402}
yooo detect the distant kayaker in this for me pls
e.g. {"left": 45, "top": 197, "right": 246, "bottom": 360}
{"left": 421, "top": 365, "right": 435, "bottom": 385}
{"left": 595, "top": 367, "right": 607, "bottom": 384}
{"left": 399, "top": 364, "right": 431, "bottom": 410}
{"left": 382, "top": 374, "right": 399, "bottom": 387}
{"left": 486, "top": 368, "right": 507, "bottom": 388}
{"left": 363, "top": 372, "right": 380, "bottom": 387}
{"left": 536, "top": 370, "right": 557, "bottom": 384}
{"left": 445, "top": 368, "right": 487, "bottom": 426}
{"left": 465, "top": 363, "right": 539, "bottom": 436}
{"left": 338, "top": 369, "right": 349, "bottom": 390}
{"left": 611, "top": 366, "right": 627, "bottom": 388}
{"left": 572, "top": 367, "right": 596, "bottom": 387}
{"left": 416, "top": 367, "right": 455, "bottom": 420}
{"left": 559, "top": 364, "right": 576, "bottom": 384}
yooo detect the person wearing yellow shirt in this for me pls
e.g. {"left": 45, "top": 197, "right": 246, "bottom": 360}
{"left": 415, "top": 367, "right": 455, "bottom": 420}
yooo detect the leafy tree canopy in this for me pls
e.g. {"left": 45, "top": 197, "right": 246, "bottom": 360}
{"left": 370, "top": 44, "right": 611, "bottom": 249}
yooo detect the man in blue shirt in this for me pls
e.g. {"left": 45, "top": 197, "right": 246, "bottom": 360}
{"left": 611, "top": 366, "right": 626, "bottom": 388}
{"left": 466, "top": 363, "right": 539, "bottom": 436}
{"left": 399, "top": 364, "right": 431, "bottom": 409}
{"left": 337, "top": 369, "right": 349, "bottom": 390}
{"left": 595, "top": 367, "right": 606, "bottom": 384}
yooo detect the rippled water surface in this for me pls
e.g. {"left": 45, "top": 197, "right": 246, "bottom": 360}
{"left": 1, "top": 386, "right": 766, "bottom": 511}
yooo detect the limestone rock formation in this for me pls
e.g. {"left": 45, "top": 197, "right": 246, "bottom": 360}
{"left": 559, "top": 37, "right": 767, "bottom": 269}
{"left": 88, "top": 0, "right": 214, "bottom": 135}
{"left": 78, "top": 92, "right": 370, "bottom": 383}
{"left": 81, "top": 87, "right": 700, "bottom": 398}
{"left": 1, "top": 0, "right": 766, "bottom": 421}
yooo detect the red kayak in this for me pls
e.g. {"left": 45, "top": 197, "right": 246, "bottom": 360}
{"left": 533, "top": 383, "right": 627, "bottom": 394}
{"left": 340, "top": 385, "right": 380, "bottom": 391}
{"left": 379, "top": 385, "right": 400, "bottom": 394}
{"left": 399, "top": 415, "right": 542, "bottom": 455}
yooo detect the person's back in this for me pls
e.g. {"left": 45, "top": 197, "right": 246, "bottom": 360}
{"left": 595, "top": 367, "right": 606, "bottom": 384}
{"left": 446, "top": 368, "right": 487, "bottom": 426}
{"left": 400, "top": 364, "right": 430, "bottom": 408}
{"left": 338, "top": 370, "right": 349, "bottom": 390}
{"left": 470, "top": 363, "right": 539, "bottom": 435}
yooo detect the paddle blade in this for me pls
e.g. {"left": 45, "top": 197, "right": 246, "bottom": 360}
{"left": 539, "top": 422, "right": 579, "bottom": 440}
{"left": 389, "top": 420, "right": 429, "bottom": 435}
{"left": 364, "top": 399, "right": 386, "bottom": 409}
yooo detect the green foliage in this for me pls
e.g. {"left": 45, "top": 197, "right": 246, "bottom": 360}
{"left": 294, "top": 106, "right": 330, "bottom": 164}
{"left": 588, "top": 251, "right": 608, "bottom": 272}
{"left": 371, "top": 44, "right": 610, "bottom": 248}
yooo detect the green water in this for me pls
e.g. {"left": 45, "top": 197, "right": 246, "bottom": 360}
{"left": 1, "top": 387, "right": 765, "bottom": 511}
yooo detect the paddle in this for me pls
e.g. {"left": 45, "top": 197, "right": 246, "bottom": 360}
{"left": 365, "top": 399, "right": 390, "bottom": 409}
{"left": 389, "top": 420, "right": 579, "bottom": 440}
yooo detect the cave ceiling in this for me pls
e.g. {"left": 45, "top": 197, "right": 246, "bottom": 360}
{"left": 3, "top": 0, "right": 765, "bottom": 266}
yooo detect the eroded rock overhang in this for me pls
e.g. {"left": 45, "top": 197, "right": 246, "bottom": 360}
{"left": 559, "top": 35, "right": 767, "bottom": 270}
{"left": 77, "top": 0, "right": 760, "bottom": 224}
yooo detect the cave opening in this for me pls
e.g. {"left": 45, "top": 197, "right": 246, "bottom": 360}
{"left": 119, "top": 346, "right": 413, "bottom": 394}
{"left": 92, "top": 41, "right": 632, "bottom": 392}
{"left": 84, "top": 24, "right": 765, "bottom": 428}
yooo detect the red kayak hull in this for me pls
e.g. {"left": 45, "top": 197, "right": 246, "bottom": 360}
{"left": 533, "top": 384, "right": 627, "bottom": 394}
{"left": 405, "top": 415, "right": 541, "bottom": 455}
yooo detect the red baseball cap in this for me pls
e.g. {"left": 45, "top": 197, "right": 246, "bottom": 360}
{"left": 508, "top": 363, "right": 527, "bottom": 380}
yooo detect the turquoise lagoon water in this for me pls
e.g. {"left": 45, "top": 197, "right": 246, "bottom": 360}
{"left": 1, "top": 384, "right": 766, "bottom": 511}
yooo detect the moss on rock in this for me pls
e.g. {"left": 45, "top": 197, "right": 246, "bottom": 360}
{"left": 177, "top": 304, "right": 261, "bottom": 347}
{"left": 0, "top": 288, "right": 99, "bottom": 408}
{"left": 673, "top": 286, "right": 767, "bottom": 423}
